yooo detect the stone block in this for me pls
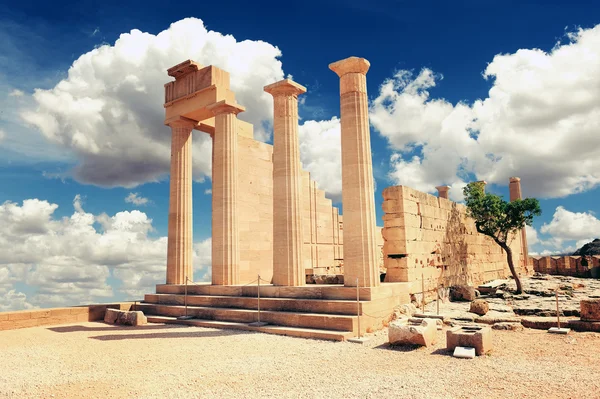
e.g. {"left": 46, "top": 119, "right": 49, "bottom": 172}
{"left": 453, "top": 346, "right": 476, "bottom": 359}
{"left": 388, "top": 318, "right": 437, "bottom": 347}
{"left": 446, "top": 325, "right": 492, "bottom": 356}
{"left": 580, "top": 299, "right": 600, "bottom": 321}
{"left": 104, "top": 309, "right": 147, "bottom": 326}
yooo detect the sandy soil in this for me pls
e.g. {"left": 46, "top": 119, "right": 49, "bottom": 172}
{"left": 1, "top": 322, "right": 599, "bottom": 399}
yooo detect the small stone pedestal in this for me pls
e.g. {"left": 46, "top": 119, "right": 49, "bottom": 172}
{"left": 446, "top": 325, "right": 492, "bottom": 356}
{"left": 581, "top": 299, "right": 600, "bottom": 321}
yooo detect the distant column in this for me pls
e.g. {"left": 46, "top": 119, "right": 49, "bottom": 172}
{"left": 436, "top": 185, "right": 451, "bottom": 199}
{"left": 330, "top": 56, "right": 379, "bottom": 288}
{"left": 509, "top": 177, "right": 530, "bottom": 270}
{"left": 208, "top": 100, "right": 245, "bottom": 286}
{"left": 476, "top": 180, "right": 488, "bottom": 193}
{"left": 265, "top": 79, "right": 307, "bottom": 286}
{"left": 166, "top": 118, "right": 195, "bottom": 285}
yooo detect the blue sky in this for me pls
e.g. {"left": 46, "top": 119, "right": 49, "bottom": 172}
{"left": 1, "top": 0, "right": 600, "bottom": 310}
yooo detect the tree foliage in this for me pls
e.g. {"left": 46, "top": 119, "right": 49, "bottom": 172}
{"left": 463, "top": 181, "right": 541, "bottom": 293}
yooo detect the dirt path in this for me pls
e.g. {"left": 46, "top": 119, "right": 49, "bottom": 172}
{"left": 1, "top": 321, "right": 599, "bottom": 399}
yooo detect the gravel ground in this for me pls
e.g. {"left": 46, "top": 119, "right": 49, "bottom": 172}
{"left": 1, "top": 322, "right": 599, "bottom": 399}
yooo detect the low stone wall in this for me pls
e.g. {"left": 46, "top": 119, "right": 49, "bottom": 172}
{"left": 0, "top": 303, "right": 135, "bottom": 331}
{"left": 531, "top": 256, "right": 600, "bottom": 278}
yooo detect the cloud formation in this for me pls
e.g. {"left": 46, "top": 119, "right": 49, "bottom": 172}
{"left": 125, "top": 192, "right": 150, "bottom": 206}
{"left": 371, "top": 24, "right": 600, "bottom": 200}
{"left": 20, "top": 17, "right": 285, "bottom": 188}
{"left": 0, "top": 196, "right": 211, "bottom": 310}
{"left": 298, "top": 117, "right": 342, "bottom": 202}
{"left": 527, "top": 206, "right": 600, "bottom": 255}
{"left": 9, "top": 89, "right": 24, "bottom": 97}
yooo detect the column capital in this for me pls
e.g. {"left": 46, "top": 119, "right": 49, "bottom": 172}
{"left": 329, "top": 56, "right": 370, "bottom": 77}
{"left": 264, "top": 79, "right": 307, "bottom": 97}
{"left": 207, "top": 100, "right": 245, "bottom": 116}
{"left": 167, "top": 116, "right": 197, "bottom": 129}
{"left": 509, "top": 176, "right": 521, "bottom": 183}
{"left": 436, "top": 185, "right": 451, "bottom": 199}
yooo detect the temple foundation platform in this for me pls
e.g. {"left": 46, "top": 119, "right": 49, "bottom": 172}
{"left": 138, "top": 283, "right": 412, "bottom": 341}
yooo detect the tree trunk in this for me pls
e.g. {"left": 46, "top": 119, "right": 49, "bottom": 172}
{"left": 498, "top": 241, "right": 523, "bottom": 294}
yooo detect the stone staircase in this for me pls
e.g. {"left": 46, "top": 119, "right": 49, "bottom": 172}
{"left": 137, "top": 283, "right": 411, "bottom": 341}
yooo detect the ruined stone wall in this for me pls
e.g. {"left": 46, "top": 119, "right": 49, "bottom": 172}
{"left": 0, "top": 303, "right": 134, "bottom": 331}
{"left": 237, "top": 135, "right": 275, "bottom": 283}
{"left": 237, "top": 135, "right": 350, "bottom": 283}
{"left": 301, "top": 171, "right": 344, "bottom": 276}
{"left": 381, "top": 186, "right": 526, "bottom": 293}
{"left": 531, "top": 256, "right": 600, "bottom": 277}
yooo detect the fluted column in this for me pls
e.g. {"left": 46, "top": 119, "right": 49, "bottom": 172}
{"left": 330, "top": 56, "right": 379, "bottom": 288}
{"left": 166, "top": 118, "right": 195, "bottom": 284}
{"left": 208, "top": 100, "right": 245, "bottom": 285}
{"left": 509, "top": 177, "right": 529, "bottom": 270}
{"left": 264, "top": 79, "right": 307, "bottom": 286}
{"left": 436, "top": 185, "right": 450, "bottom": 199}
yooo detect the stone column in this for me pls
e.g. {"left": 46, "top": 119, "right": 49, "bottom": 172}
{"left": 166, "top": 118, "right": 195, "bottom": 284}
{"left": 476, "top": 180, "right": 487, "bottom": 193}
{"left": 509, "top": 177, "right": 529, "bottom": 269}
{"left": 264, "top": 79, "right": 307, "bottom": 286}
{"left": 208, "top": 100, "right": 245, "bottom": 285}
{"left": 436, "top": 185, "right": 450, "bottom": 199}
{"left": 330, "top": 56, "right": 379, "bottom": 288}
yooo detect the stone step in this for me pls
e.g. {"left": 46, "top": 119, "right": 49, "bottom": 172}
{"left": 155, "top": 283, "right": 379, "bottom": 300}
{"left": 146, "top": 315, "right": 355, "bottom": 341}
{"left": 144, "top": 293, "right": 362, "bottom": 315}
{"left": 136, "top": 303, "right": 357, "bottom": 332}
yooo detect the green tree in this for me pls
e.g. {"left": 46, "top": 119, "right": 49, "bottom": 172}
{"left": 463, "top": 181, "right": 541, "bottom": 294}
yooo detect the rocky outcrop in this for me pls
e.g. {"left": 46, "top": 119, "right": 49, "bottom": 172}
{"left": 450, "top": 285, "right": 478, "bottom": 302}
{"left": 573, "top": 238, "right": 600, "bottom": 256}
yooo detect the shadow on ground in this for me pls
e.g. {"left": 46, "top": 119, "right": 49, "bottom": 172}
{"left": 373, "top": 342, "right": 426, "bottom": 352}
{"left": 48, "top": 324, "right": 182, "bottom": 333}
{"left": 373, "top": 343, "right": 454, "bottom": 357}
{"left": 89, "top": 329, "right": 246, "bottom": 341}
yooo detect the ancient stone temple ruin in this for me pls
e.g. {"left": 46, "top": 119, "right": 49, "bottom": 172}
{"left": 137, "top": 57, "right": 530, "bottom": 340}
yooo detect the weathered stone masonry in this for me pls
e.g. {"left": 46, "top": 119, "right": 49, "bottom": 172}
{"left": 381, "top": 185, "right": 527, "bottom": 293}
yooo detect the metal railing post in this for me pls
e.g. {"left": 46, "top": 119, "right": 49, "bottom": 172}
{"left": 421, "top": 273, "right": 425, "bottom": 313}
{"left": 356, "top": 277, "right": 361, "bottom": 339}
{"left": 249, "top": 274, "right": 267, "bottom": 327}
{"left": 177, "top": 276, "right": 193, "bottom": 320}
{"left": 257, "top": 274, "right": 261, "bottom": 324}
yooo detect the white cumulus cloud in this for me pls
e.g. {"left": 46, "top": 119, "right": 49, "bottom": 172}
{"left": 540, "top": 206, "right": 600, "bottom": 242}
{"left": 20, "top": 17, "right": 285, "bottom": 188}
{"left": 371, "top": 24, "right": 600, "bottom": 199}
{"left": 0, "top": 196, "right": 211, "bottom": 310}
{"left": 298, "top": 117, "right": 342, "bottom": 202}
{"left": 527, "top": 206, "right": 600, "bottom": 256}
